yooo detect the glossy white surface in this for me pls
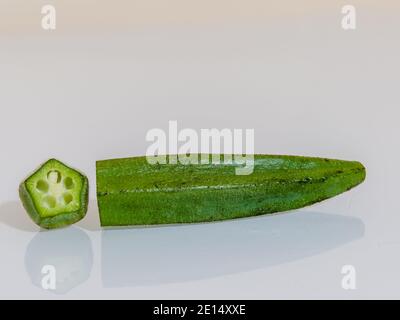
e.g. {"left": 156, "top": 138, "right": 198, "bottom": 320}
{"left": 0, "top": 1, "right": 398, "bottom": 299}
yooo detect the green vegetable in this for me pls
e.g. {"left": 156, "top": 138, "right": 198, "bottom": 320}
{"left": 19, "top": 159, "right": 89, "bottom": 229}
{"left": 96, "top": 154, "right": 365, "bottom": 226}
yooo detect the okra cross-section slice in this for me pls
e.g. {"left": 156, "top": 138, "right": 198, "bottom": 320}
{"left": 19, "top": 159, "right": 89, "bottom": 229}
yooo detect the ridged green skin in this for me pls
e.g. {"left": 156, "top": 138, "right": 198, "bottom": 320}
{"left": 96, "top": 154, "right": 366, "bottom": 226}
{"left": 19, "top": 159, "right": 89, "bottom": 229}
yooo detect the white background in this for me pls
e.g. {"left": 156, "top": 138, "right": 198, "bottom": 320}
{"left": 0, "top": 1, "right": 399, "bottom": 299}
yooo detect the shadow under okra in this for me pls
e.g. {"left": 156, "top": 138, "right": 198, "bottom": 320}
{"left": 101, "top": 210, "right": 364, "bottom": 287}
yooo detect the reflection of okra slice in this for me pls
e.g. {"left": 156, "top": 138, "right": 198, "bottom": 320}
{"left": 19, "top": 159, "right": 89, "bottom": 229}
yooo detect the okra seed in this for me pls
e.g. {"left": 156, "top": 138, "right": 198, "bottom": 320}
{"left": 62, "top": 193, "right": 73, "bottom": 205}
{"left": 47, "top": 170, "right": 62, "bottom": 184}
{"left": 64, "top": 177, "right": 74, "bottom": 190}
{"left": 36, "top": 180, "right": 49, "bottom": 193}
{"left": 43, "top": 195, "right": 56, "bottom": 208}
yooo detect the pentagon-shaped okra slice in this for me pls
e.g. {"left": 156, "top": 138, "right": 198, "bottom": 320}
{"left": 19, "top": 159, "right": 89, "bottom": 229}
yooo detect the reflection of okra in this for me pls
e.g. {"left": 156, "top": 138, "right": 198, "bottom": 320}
{"left": 19, "top": 159, "right": 88, "bottom": 229}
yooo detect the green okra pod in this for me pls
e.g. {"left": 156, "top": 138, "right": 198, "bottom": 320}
{"left": 96, "top": 154, "right": 366, "bottom": 226}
